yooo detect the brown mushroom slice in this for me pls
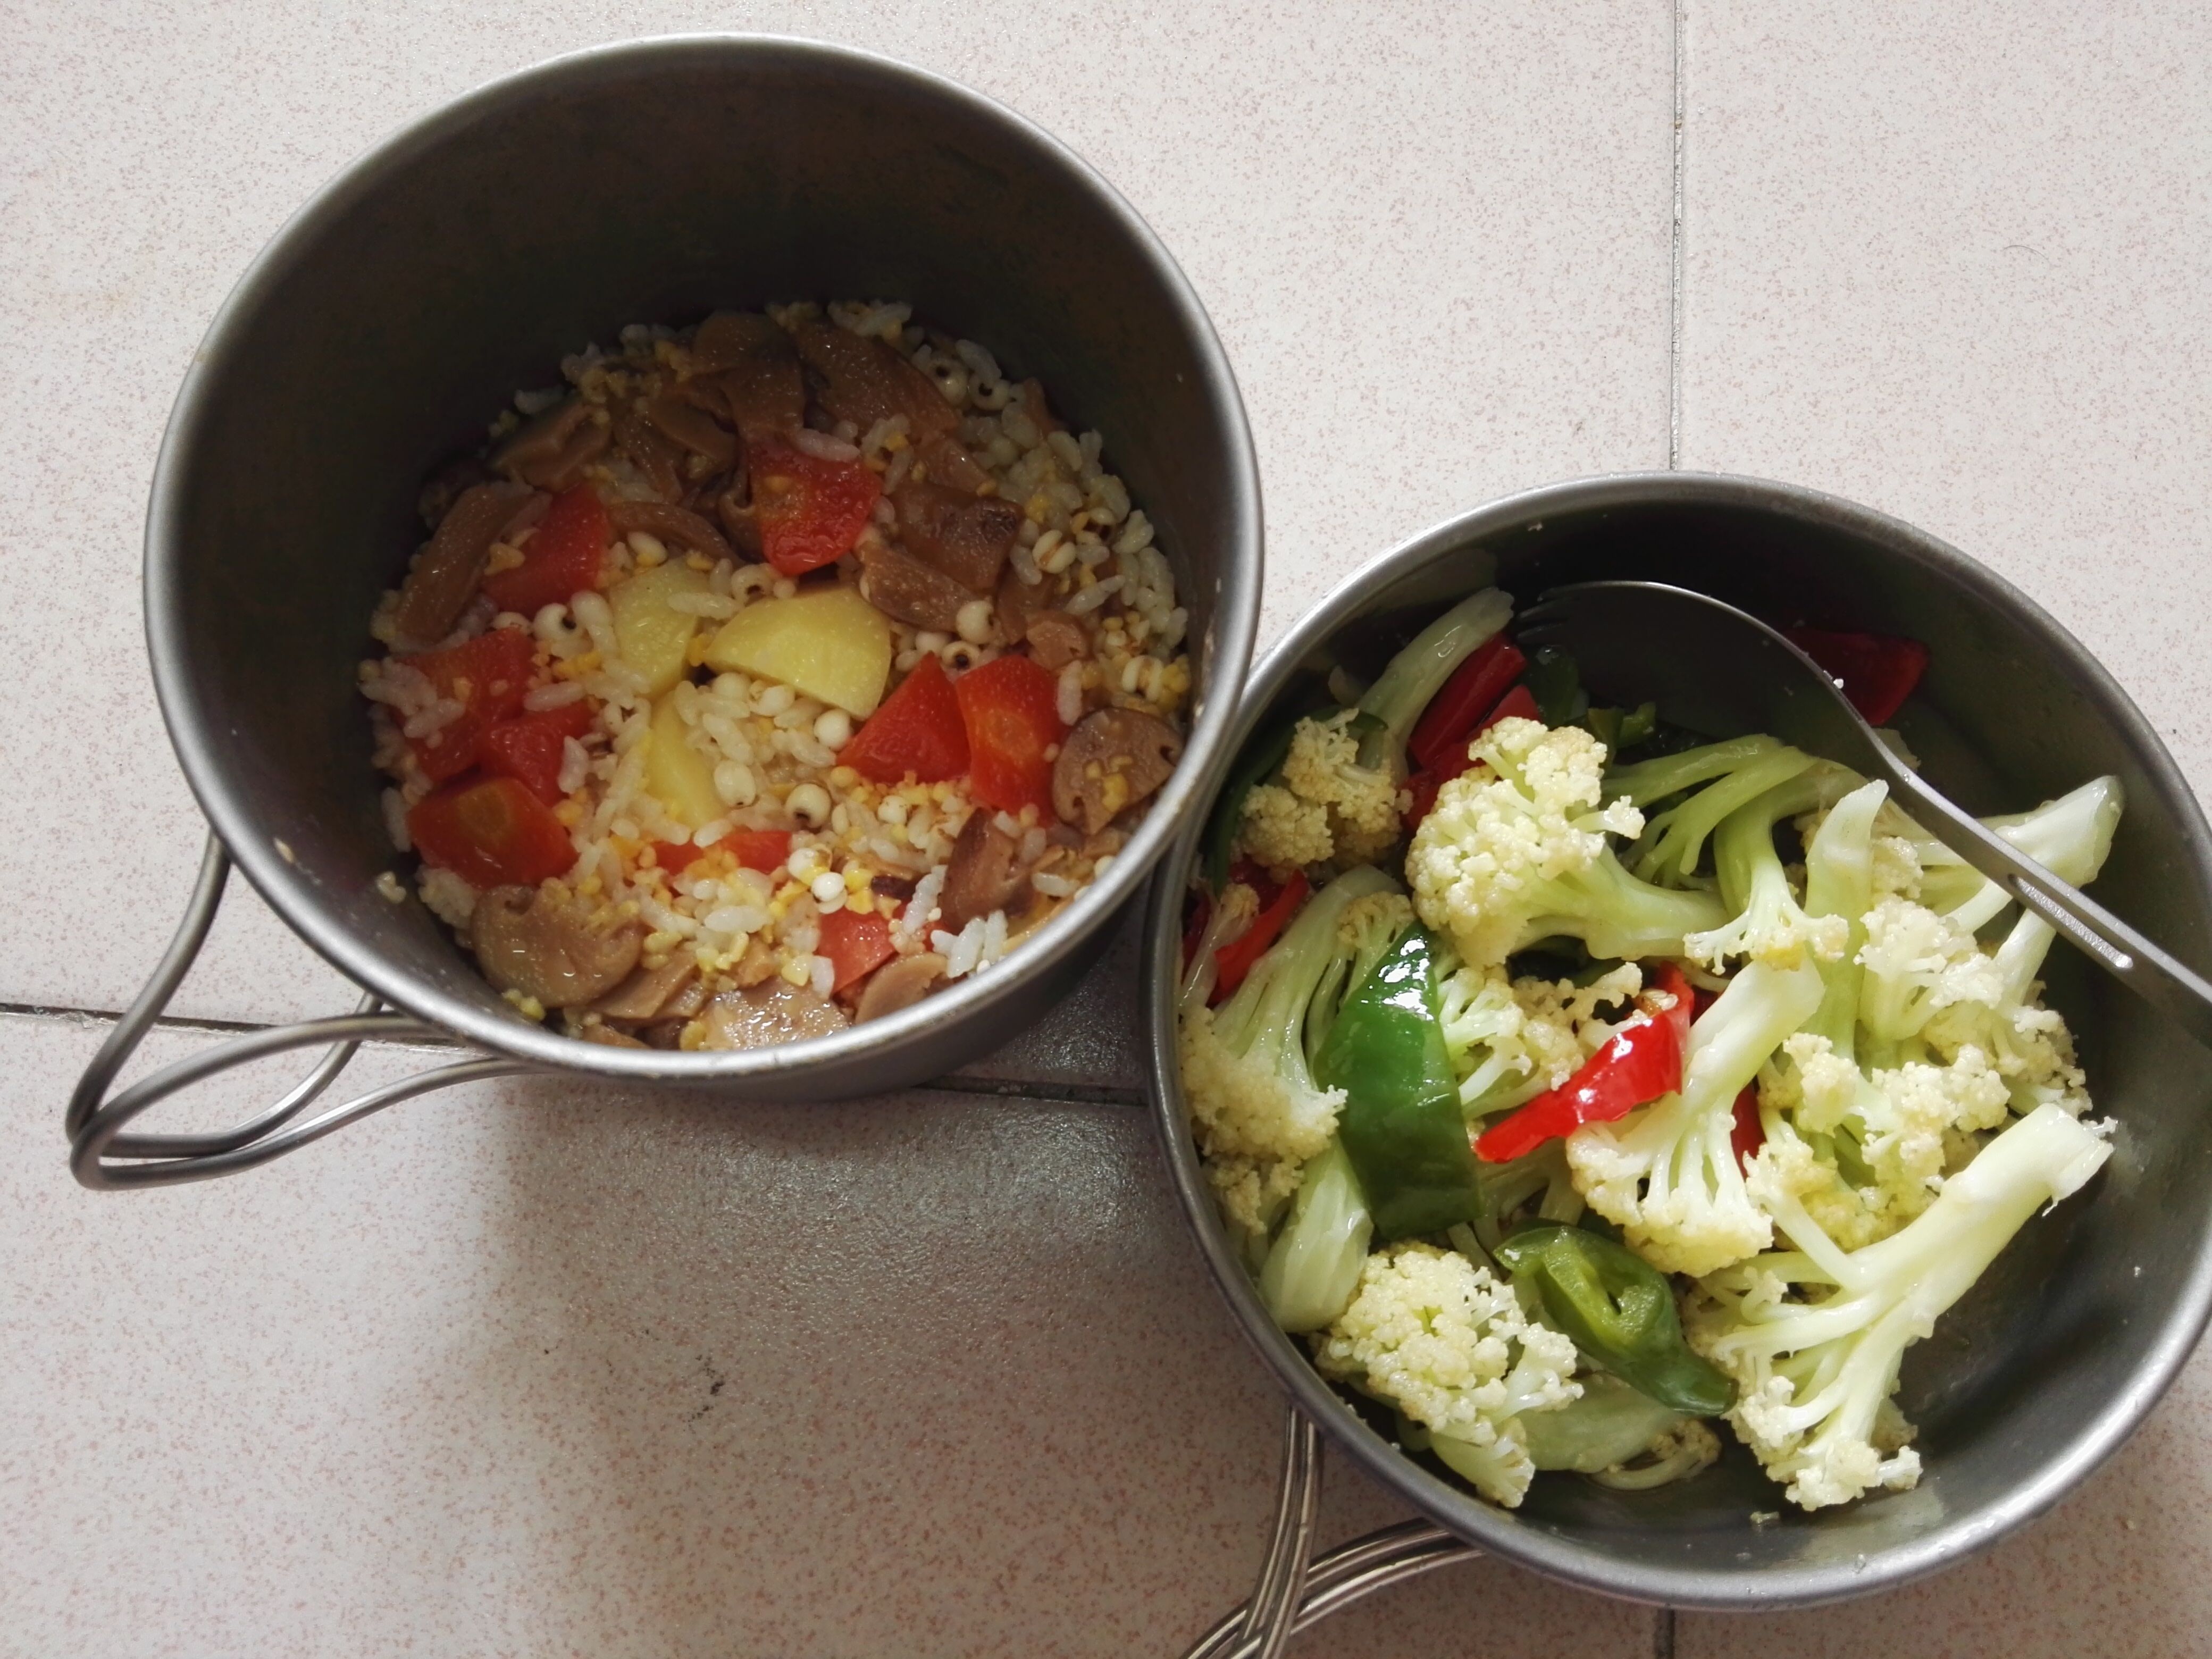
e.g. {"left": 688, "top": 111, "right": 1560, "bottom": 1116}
{"left": 1022, "top": 611, "right": 1088, "bottom": 672}
{"left": 790, "top": 321, "right": 991, "bottom": 492}
{"left": 858, "top": 537, "right": 974, "bottom": 633}
{"left": 589, "top": 954, "right": 700, "bottom": 1021}
{"left": 853, "top": 953, "right": 947, "bottom": 1022}
{"left": 892, "top": 479, "right": 1023, "bottom": 591}
{"left": 697, "top": 980, "right": 850, "bottom": 1050}
{"left": 493, "top": 398, "right": 609, "bottom": 491}
{"left": 642, "top": 393, "right": 739, "bottom": 469}
{"left": 692, "top": 313, "right": 806, "bottom": 437}
{"left": 609, "top": 402, "right": 686, "bottom": 499}
{"left": 392, "top": 481, "right": 534, "bottom": 649}
{"left": 579, "top": 1023, "right": 649, "bottom": 1049}
{"left": 1052, "top": 709, "right": 1185, "bottom": 836}
{"left": 1016, "top": 378, "right": 1066, "bottom": 438}
{"left": 939, "top": 812, "right": 1033, "bottom": 933}
{"left": 713, "top": 483, "right": 763, "bottom": 560}
{"left": 606, "top": 499, "right": 735, "bottom": 564}
{"left": 471, "top": 884, "right": 646, "bottom": 1009}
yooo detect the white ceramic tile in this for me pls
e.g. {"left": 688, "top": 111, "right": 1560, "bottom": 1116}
{"left": 3, "top": 1012, "right": 1652, "bottom": 1658}
{"left": 1678, "top": 0, "right": 2212, "bottom": 805}
{"left": 1677, "top": 1338, "right": 2212, "bottom": 1658}
{"left": 0, "top": 0, "right": 1673, "bottom": 1028}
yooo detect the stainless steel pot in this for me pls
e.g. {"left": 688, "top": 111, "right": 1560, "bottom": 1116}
{"left": 71, "top": 36, "right": 1259, "bottom": 1184}
{"left": 1143, "top": 472, "right": 2212, "bottom": 1612}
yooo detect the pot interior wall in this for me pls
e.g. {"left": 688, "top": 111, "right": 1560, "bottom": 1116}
{"left": 1221, "top": 488, "right": 2212, "bottom": 1593}
{"left": 152, "top": 41, "right": 1244, "bottom": 1071}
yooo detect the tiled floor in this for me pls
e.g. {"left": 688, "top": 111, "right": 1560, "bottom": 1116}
{"left": 3, "top": 2, "right": 2208, "bottom": 1655}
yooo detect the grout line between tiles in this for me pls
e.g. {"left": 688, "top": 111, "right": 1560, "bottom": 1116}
{"left": 1667, "top": 0, "right": 1686, "bottom": 467}
{"left": 1654, "top": 1604, "right": 1677, "bottom": 1658}
{"left": 1, "top": 998, "right": 1142, "bottom": 1109}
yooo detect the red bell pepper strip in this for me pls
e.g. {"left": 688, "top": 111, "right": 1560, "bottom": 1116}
{"left": 817, "top": 906, "right": 898, "bottom": 992}
{"left": 1784, "top": 627, "right": 1929, "bottom": 726}
{"left": 1211, "top": 870, "right": 1310, "bottom": 1003}
{"left": 750, "top": 437, "right": 884, "bottom": 576}
{"left": 398, "top": 627, "right": 537, "bottom": 783}
{"left": 1474, "top": 964, "right": 1694, "bottom": 1162}
{"left": 408, "top": 774, "right": 576, "bottom": 889}
{"left": 477, "top": 699, "right": 594, "bottom": 803}
{"left": 482, "top": 485, "right": 610, "bottom": 616}
{"left": 1474, "top": 682, "right": 1541, "bottom": 735}
{"left": 1404, "top": 684, "right": 1546, "bottom": 833}
{"left": 1408, "top": 636, "right": 1529, "bottom": 773}
{"left": 1405, "top": 769, "right": 1445, "bottom": 832}
{"left": 843, "top": 654, "right": 971, "bottom": 784}
{"left": 954, "top": 653, "right": 1068, "bottom": 816}
{"left": 1730, "top": 1085, "right": 1765, "bottom": 1172}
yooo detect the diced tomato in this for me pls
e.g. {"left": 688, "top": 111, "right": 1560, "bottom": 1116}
{"left": 652, "top": 827, "right": 793, "bottom": 876}
{"left": 843, "top": 654, "right": 970, "bottom": 784}
{"left": 477, "top": 699, "right": 594, "bottom": 803}
{"left": 817, "top": 906, "right": 898, "bottom": 993}
{"left": 482, "top": 485, "right": 610, "bottom": 615}
{"left": 1784, "top": 627, "right": 1929, "bottom": 726}
{"left": 407, "top": 775, "right": 576, "bottom": 889}
{"left": 1730, "top": 1085, "right": 1765, "bottom": 1171}
{"left": 954, "top": 653, "right": 1068, "bottom": 817}
{"left": 399, "top": 627, "right": 537, "bottom": 783}
{"left": 750, "top": 437, "right": 883, "bottom": 576}
{"left": 1212, "top": 870, "right": 1310, "bottom": 1003}
{"left": 1474, "top": 682, "right": 1541, "bottom": 735}
{"left": 1408, "top": 636, "right": 1529, "bottom": 773}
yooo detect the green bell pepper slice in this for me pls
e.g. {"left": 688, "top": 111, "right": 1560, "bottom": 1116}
{"left": 1313, "top": 925, "right": 1481, "bottom": 1240}
{"left": 1493, "top": 1224, "right": 1735, "bottom": 1417}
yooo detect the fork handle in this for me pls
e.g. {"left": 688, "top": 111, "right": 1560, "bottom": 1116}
{"left": 1882, "top": 765, "right": 2212, "bottom": 1053}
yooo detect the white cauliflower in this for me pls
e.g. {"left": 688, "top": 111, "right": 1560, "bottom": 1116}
{"left": 1409, "top": 718, "right": 1722, "bottom": 973}
{"left": 1280, "top": 709, "right": 1406, "bottom": 864}
{"left": 1436, "top": 960, "right": 1645, "bottom": 1111}
{"left": 1238, "top": 782, "right": 1335, "bottom": 873}
{"left": 1315, "top": 1243, "right": 1580, "bottom": 1507}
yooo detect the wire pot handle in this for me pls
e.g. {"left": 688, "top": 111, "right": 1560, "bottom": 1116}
{"left": 1178, "top": 1404, "right": 1481, "bottom": 1657}
{"left": 65, "top": 832, "right": 531, "bottom": 1189}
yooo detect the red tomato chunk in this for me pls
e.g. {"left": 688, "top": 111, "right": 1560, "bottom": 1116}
{"left": 750, "top": 438, "right": 883, "bottom": 576}
{"left": 482, "top": 485, "right": 610, "bottom": 616}
{"left": 843, "top": 654, "right": 970, "bottom": 784}
{"left": 399, "top": 627, "right": 536, "bottom": 783}
{"left": 817, "top": 907, "right": 897, "bottom": 992}
{"left": 954, "top": 654, "right": 1067, "bottom": 817}
{"left": 477, "top": 700, "right": 594, "bottom": 803}
{"left": 408, "top": 775, "right": 576, "bottom": 889}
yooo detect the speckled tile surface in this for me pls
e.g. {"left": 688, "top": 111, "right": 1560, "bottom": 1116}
{"left": 0, "top": 0, "right": 1672, "bottom": 1030}
{"left": 1, "top": 1015, "right": 1655, "bottom": 1658}
{"left": 10, "top": 0, "right": 2212, "bottom": 1654}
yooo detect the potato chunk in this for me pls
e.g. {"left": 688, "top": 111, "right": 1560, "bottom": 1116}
{"left": 608, "top": 561, "right": 711, "bottom": 696}
{"left": 643, "top": 694, "right": 724, "bottom": 830}
{"left": 704, "top": 585, "right": 891, "bottom": 717}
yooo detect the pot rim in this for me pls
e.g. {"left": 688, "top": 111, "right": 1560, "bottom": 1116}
{"left": 144, "top": 32, "right": 1261, "bottom": 1083}
{"left": 1141, "top": 467, "right": 2212, "bottom": 1607}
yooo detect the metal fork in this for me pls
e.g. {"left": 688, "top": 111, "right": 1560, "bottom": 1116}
{"left": 1516, "top": 580, "right": 2212, "bottom": 1052}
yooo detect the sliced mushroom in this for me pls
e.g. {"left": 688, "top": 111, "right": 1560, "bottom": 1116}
{"left": 892, "top": 479, "right": 1023, "bottom": 591}
{"left": 791, "top": 321, "right": 991, "bottom": 491}
{"left": 579, "top": 1023, "right": 649, "bottom": 1049}
{"left": 1022, "top": 611, "right": 1088, "bottom": 672}
{"left": 589, "top": 954, "right": 701, "bottom": 1021}
{"left": 692, "top": 312, "right": 806, "bottom": 438}
{"left": 391, "top": 481, "right": 534, "bottom": 649}
{"left": 470, "top": 884, "right": 646, "bottom": 1009}
{"left": 641, "top": 393, "right": 739, "bottom": 469}
{"left": 853, "top": 953, "right": 947, "bottom": 1022}
{"left": 939, "top": 812, "right": 1032, "bottom": 934}
{"left": 858, "top": 537, "right": 975, "bottom": 633}
{"left": 609, "top": 401, "right": 686, "bottom": 498}
{"left": 713, "top": 477, "right": 763, "bottom": 560}
{"left": 993, "top": 562, "right": 1042, "bottom": 642}
{"left": 606, "top": 499, "right": 735, "bottom": 564}
{"left": 416, "top": 455, "right": 492, "bottom": 530}
{"left": 696, "top": 980, "right": 850, "bottom": 1051}
{"left": 1052, "top": 708, "right": 1184, "bottom": 835}
{"left": 493, "top": 397, "right": 609, "bottom": 491}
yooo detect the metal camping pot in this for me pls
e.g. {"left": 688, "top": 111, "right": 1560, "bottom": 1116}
{"left": 70, "top": 36, "right": 1260, "bottom": 1186}
{"left": 1143, "top": 473, "right": 2212, "bottom": 1616}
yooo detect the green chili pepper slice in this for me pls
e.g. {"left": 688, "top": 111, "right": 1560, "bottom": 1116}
{"left": 1314, "top": 925, "right": 1481, "bottom": 1240}
{"left": 1493, "top": 1223, "right": 1736, "bottom": 1417}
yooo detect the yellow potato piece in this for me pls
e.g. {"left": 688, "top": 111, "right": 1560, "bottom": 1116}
{"left": 703, "top": 585, "right": 891, "bottom": 717}
{"left": 643, "top": 694, "right": 724, "bottom": 831}
{"left": 608, "top": 562, "right": 712, "bottom": 696}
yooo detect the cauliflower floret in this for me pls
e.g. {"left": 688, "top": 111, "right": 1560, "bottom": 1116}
{"left": 1923, "top": 995, "right": 2090, "bottom": 1117}
{"left": 1179, "top": 1007, "right": 1340, "bottom": 1237}
{"left": 1278, "top": 710, "right": 1405, "bottom": 864}
{"left": 1857, "top": 894, "right": 2003, "bottom": 1043}
{"left": 1315, "top": 1243, "right": 1580, "bottom": 1507}
{"left": 1239, "top": 782, "right": 1333, "bottom": 873}
{"left": 1409, "top": 719, "right": 1717, "bottom": 973}
{"left": 1437, "top": 960, "right": 1644, "bottom": 1110}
